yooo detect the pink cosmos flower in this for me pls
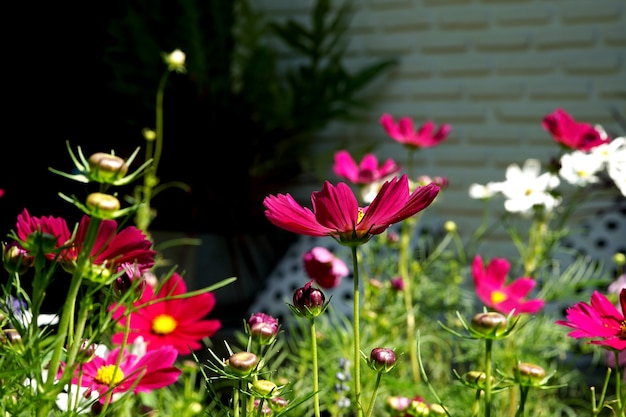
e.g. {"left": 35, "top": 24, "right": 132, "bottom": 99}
{"left": 263, "top": 175, "right": 440, "bottom": 245}
{"left": 333, "top": 150, "right": 401, "bottom": 185}
{"left": 541, "top": 108, "right": 610, "bottom": 151}
{"left": 303, "top": 246, "right": 350, "bottom": 289}
{"left": 67, "top": 345, "right": 181, "bottom": 403}
{"left": 15, "top": 210, "right": 155, "bottom": 280}
{"left": 380, "top": 113, "right": 451, "bottom": 149}
{"left": 555, "top": 289, "right": 626, "bottom": 351}
{"left": 16, "top": 209, "right": 72, "bottom": 260}
{"left": 472, "top": 255, "right": 544, "bottom": 315}
{"left": 111, "top": 273, "right": 221, "bottom": 355}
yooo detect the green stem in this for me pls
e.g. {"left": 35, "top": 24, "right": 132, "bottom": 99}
{"left": 351, "top": 245, "right": 363, "bottom": 417}
{"left": 484, "top": 338, "right": 493, "bottom": 417}
{"left": 514, "top": 386, "right": 529, "bottom": 417}
{"left": 365, "top": 372, "right": 383, "bottom": 417}
{"left": 311, "top": 318, "right": 321, "bottom": 417}
{"left": 399, "top": 218, "right": 420, "bottom": 383}
{"left": 38, "top": 218, "right": 102, "bottom": 417}
{"left": 137, "top": 69, "right": 169, "bottom": 233}
{"left": 613, "top": 350, "right": 625, "bottom": 415}
{"left": 233, "top": 381, "right": 240, "bottom": 417}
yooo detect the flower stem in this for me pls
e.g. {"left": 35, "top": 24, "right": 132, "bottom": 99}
{"left": 399, "top": 218, "right": 420, "bottom": 383}
{"left": 350, "top": 245, "right": 363, "bottom": 417}
{"left": 310, "top": 318, "right": 321, "bottom": 417}
{"left": 365, "top": 373, "right": 383, "bottom": 417}
{"left": 484, "top": 338, "right": 493, "bottom": 417}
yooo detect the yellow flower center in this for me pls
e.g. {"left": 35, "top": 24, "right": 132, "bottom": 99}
{"left": 576, "top": 170, "right": 588, "bottom": 178}
{"left": 357, "top": 208, "right": 365, "bottom": 224}
{"left": 95, "top": 364, "right": 124, "bottom": 386}
{"left": 524, "top": 188, "right": 533, "bottom": 196}
{"left": 152, "top": 314, "right": 177, "bottom": 335}
{"left": 491, "top": 290, "right": 507, "bottom": 304}
{"left": 620, "top": 320, "right": 626, "bottom": 338}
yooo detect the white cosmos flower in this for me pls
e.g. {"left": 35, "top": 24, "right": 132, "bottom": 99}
{"left": 498, "top": 159, "right": 561, "bottom": 215}
{"left": 605, "top": 137, "right": 626, "bottom": 196}
{"left": 559, "top": 150, "right": 604, "bottom": 186}
{"left": 468, "top": 182, "right": 503, "bottom": 199}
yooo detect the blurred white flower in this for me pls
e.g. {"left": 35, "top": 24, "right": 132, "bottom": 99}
{"left": 559, "top": 150, "right": 603, "bottom": 186}
{"left": 498, "top": 159, "right": 560, "bottom": 215}
{"left": 468, "top": 182, "right": 502, "bottom": 199}
{"left": 162, "top": 48, "right": 187, "bottom": 73}
{"left": 604, "top": 137, "right": 626, "bottom": 196}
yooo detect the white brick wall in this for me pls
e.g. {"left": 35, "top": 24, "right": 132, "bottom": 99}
{"left": 256, "top": 0, "right": 626, "bottom": 259}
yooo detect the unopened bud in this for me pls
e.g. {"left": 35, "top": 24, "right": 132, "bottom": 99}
{"left": 291, "top": 280, "right": 326, "bottom": 318}
{"left": 250, "top": 379, "right": 278, "bottom": 398}
{"left": 368, "top": 347, "right": 397, "bottom": 373}
{"left": 86, "top": 193, "right": 121, "bottom": 219}
{"left": 88, "top": 153, "right": 129, "bottom": 183}
{"left": 463, "top": 371, "right": 495, "bottom": 389}
{"left": 514, "top": 362, "right": 547, "bottom": 386}
{"left": 227, "top": 351, "right": 258, "bottom": 376}
{"left": 471, "top": 312, "right": 508, "bottom": 337}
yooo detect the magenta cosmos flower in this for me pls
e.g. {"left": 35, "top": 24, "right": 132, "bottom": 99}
{"left": 472, "top": 255, "right": 544, "bottom": 315}
{"left": 67, "top": 345, "right": 181, "bottom": 403}
{"left": 15, "top": 210, "right": 155, "bottom": 279}
{"left": 333, "top": 150, "right": 401, "bottom": 185}
{"left": 16, "top": 209, "right": 72, "bottom": 260}
{"left": 263, "top": 175, "right": 440, "bottom": 245}
{"left": 303, "top": 246, "right": 350, "bottom": 289}
{"left": 542, "top": 108, "right": 610, "bottom": 151}
{"left": 111, "top": 273, "right": 221, "bottom": 355}
{"left": 380, "top": 113, "right": 451, "bottom": 149}
{"left": 556, "top": 289, "right": 626, "bottom": 351}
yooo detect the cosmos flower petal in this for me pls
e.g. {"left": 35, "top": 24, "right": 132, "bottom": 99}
{"left": 263, "top": 193, "right": 332, "bottom": 236}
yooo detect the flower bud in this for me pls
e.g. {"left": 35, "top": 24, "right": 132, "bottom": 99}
{"left": 0, "top": 328, "right": 22, "bottom": 345}
{"left": 291, "top": 280, "right": 326, "bottom": 318}
{"left": 408, "top": 397, "right": 430, "bottom": 416}
{"left": 614, "top": 252, "right": 626, "bottom": 266}
{"left": 112, "top": 273, "right": 146, "bottom": 302}
{"left": 75, "top": 339, "right": 97, "bottom": 363}
{"left": 368, "top": 347, "right": 397, "bottom": 373}
{"left": 88, "top": 153, "right": 129, "bottom": 183}
{"left": 444, "top": 220, "right": 456, "bottom": 233}
{"left": 390, "top": 277, "right": 405, "bottom": 292}
{"left": 247, "top": 312, "right": 279, "bottom": 345}
{"left": 250, "top": 379, "right": 278, "bottom": 398}
{"left": 163, "top": 49, "right": 186, "bottom": 73}
{"left": 252, "top": 399, "right": 272, "bottom": 416}
{"left": 471, "top": 312, "right": 508, "bottom": 337}
{"left": 142, "top": 128, "right": 157, "bottom": 141}
{"left": 86, "top": 193, "right": 121, "bottom": 219}
{"left": 463, "top": 371, "right": 495, "bottom": 389}
{"left": 513, "top": 362, "right": 547, "bottom": 386}
{"left": 3, "top": 242, "right": 34, "bottom": 275}
{"left": 269, "top": 397, "right": 288, "bottom": 412}
{"left": 385, "top": 396, "right": 411, "bottom": 413}
{"left": 226, "top": 351, "right": 258, "bottom": 376}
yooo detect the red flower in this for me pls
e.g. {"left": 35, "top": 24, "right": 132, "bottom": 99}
{"left": 111, "top": 273, "right": 221, "bottom": 355}
{"left": 16, "top": 209, "right": 72, "bottom": 260}
{"left": 303, "top": 246, "right": 349, "bottom": 289}
{"left": 541, "top": 108, "right": 610, "bottom": 151}
{"left": 333, "top": 150, "right": 401, "bottom": 185}
{"left": 556, "top": 289, "right": 626, "bottom": 351}
{"left": 472, "top": 255, "right": 544, "bottom": 315}
{"left": 380, "top": 113, "right": 451, "bottom": 149}
{"left": 15, "top": 210, "right": 155, "bottom": 279}
{"left": 68, "top": 345, "right": 181, "bottom": 403}
{"left": 263, "top": 175, "right": 439, "bottom": 245}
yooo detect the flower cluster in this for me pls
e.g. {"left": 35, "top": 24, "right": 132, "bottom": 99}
{"left": 2, "top": 44, "right": 625, "bottom": 417}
